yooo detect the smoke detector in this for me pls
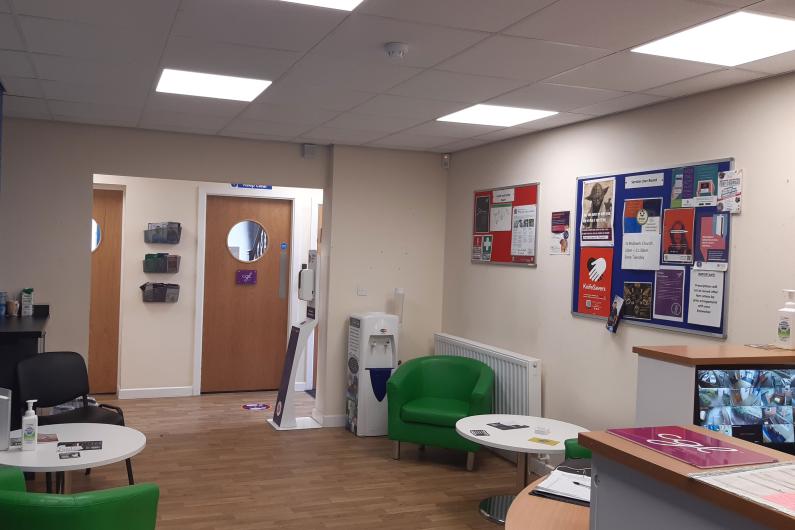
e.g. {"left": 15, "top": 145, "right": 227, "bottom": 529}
{"left": 384, "top": 42, "right": 409, "bottom": 60}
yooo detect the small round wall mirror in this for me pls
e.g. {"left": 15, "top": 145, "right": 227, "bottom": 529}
{"left": 91, "top": 218, "right": 102, "bottom": 252}
{"left": 227, "top": 220, "right": 267, "bottom": 263}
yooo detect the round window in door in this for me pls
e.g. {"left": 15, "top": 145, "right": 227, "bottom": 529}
{"left": 227, "top": 220, "right": 268, "bottom": 262}
{"left": 91, "top": 218, "right": 102, "bottom": 252}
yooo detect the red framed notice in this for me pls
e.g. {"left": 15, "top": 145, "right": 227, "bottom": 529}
{"left": 472, "top": 183, "right": 539, "bottom": 266}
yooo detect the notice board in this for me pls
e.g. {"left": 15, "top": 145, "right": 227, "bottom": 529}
{"left": 572, "top": 158, "right": 733, "bottom": 338}
{"left": 472, "top": 183, "right": 539, "bottom": 266}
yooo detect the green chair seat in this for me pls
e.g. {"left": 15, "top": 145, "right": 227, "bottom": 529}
{"left": 0, "top": 467, "right": 159, "bottom": 530}
{"left": 401, "top": 397, "right": 470, "bottom": 428}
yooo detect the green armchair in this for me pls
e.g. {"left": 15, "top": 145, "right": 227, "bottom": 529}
{"left": 0, "top": 467, "right": 159, "bottom": 530}
{"left": 388, "top": 355, "right": 494, "bottom": 470}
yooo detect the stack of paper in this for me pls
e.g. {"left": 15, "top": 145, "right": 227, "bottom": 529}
{"left": 534, "top": 469, "right": 591, "bottom": 503}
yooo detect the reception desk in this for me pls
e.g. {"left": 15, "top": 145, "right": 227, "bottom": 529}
{"left": 634, "top": 344, "right": 795, "bottom": 426}
{"left": 580, "top": 426, "right": 795, "bottom": 530}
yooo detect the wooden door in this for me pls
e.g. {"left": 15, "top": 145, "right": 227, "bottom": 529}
{"left": 201, "top": 196, "right": 292, "bottom": 392}
{"left": 89, "top": 189, "right": 123, "bottom": 394}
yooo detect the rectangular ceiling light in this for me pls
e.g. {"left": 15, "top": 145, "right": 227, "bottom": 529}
{"left": 156, "top": 69, "right": 272, "bottom": 102}
{"left": 437, "top": 104, "right": 558, "bottom": 127}
{"left": 279, "top": 0, "right": 364, "bottom": 10}
{"left": 632, "top": 11, "right": 795, "bottom": 66}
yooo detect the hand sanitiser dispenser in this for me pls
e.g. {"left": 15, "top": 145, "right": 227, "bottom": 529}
{"left": 777, "top": 290, "right": 795, "bottom": 350}
{"left": 346, "top": 313, "right": 399, "bottom": 436}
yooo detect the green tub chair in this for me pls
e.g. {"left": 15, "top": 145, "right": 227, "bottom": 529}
{"left": 388, "top": 355, "right": 494, "bottom": 471}
{"left": 0, "top": 467, "right": 159, "bottom": 530}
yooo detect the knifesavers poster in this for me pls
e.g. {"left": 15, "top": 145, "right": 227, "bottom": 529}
{"left": 578, "top": 247, "right": 614, "bottom": 318}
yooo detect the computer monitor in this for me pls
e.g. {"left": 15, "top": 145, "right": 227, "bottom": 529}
{"left": 694, "top": 365, "right": 795, "bottom": 455}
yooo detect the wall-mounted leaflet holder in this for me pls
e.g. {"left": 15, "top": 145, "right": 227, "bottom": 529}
{"left": 144, "top": 222, "right": 182, "bottom": 244}
{"left": 140, "top": 282, "right": 180, "bottom": 303}
{"left": 143, "top": 253, "right": 181, "bottom": 273}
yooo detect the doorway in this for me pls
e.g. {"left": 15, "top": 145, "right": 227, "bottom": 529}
{"left": 88, "top": 188, "right": 123, "bottom": 394}
{"left": 201, "top": 195, "right": 292, "bottom": 392}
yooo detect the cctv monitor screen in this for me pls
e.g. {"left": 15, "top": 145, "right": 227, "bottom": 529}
{"left": 694, "top": 366, "right": 795, "bottom": 455}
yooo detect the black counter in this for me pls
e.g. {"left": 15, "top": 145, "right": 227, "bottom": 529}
{"left": 0, "top": 316, "right": 48, "bottom": 429}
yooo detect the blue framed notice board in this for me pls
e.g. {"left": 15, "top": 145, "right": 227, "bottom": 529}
{"left": 571, "top": 158, "right": 734, "bottom": 338}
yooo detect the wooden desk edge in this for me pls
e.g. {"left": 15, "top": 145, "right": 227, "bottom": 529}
{"left": 506, "top": 476, "right": 589, "bottom": 530}
{"left": 632, "top": 345, "right": 795, "bottom": 366}
{"left": 579, "top": 428, "right": 795, "bottom": 530}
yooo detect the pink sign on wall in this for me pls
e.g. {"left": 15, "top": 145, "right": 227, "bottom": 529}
{"left": 607, "top": 426, "right": 778, "bottom": 469}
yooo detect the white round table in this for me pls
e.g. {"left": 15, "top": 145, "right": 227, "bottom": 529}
{"left": 0, "top": 423, "right": 146, "bottom": 493}
{"left": 456, "top": 414, "right": 586, "bottom": 525}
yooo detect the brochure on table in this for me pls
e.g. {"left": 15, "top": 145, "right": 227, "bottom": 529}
{"left": 472, "top": 183, "right": 539, "bottom": 266}
{"left": 572, "top": 159, "right": 733, "bottom": 337}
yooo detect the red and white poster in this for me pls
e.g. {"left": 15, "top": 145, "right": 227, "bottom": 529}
{"left": 578, "top": 247, "right": 613, "bottom": 317}
{"left": 472, "top": 183, "right": 539, "bottom": 265}
{"left": 662, "top": 207, "right": 695, "bottom": 264}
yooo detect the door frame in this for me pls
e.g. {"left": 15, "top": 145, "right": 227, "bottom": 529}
{"left": 90, "top": 183, "right": 127, "bottom": 394}
{"left": 193, "top": 186, "right": 313, "bottom": 395}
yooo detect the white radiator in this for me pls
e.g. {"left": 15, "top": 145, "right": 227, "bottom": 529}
{"left": 434, "top": 333, "right": 541, "bottom": 416}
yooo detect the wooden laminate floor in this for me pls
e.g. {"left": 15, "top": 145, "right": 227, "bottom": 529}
{"left": 27, "top": 391, "right": 515, "bottom": 529}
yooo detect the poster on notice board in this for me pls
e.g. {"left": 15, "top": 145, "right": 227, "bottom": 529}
{"left": 580, "top": 178, "right": 615, "bottom": 247}
{"left": 472, "top": 183, "right": 539, "bottom": 266}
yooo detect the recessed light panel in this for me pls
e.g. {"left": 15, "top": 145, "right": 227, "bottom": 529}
{"left": 279, "top": 0, "right": 364, "bottom": 10}
{"left": 437, "top": 104, "right": 558, "bottom": 127}
{"left": 632, "top": 12, "right": 795, "bottom": 67}
{"left": 156, "top": 69, "right": 272, "bottom": 102}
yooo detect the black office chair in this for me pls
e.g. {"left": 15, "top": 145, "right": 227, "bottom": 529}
{"left": 16, "top": 351, "right": 135, "bottom": 490}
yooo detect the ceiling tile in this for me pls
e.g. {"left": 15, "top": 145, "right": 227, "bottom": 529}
{"left": 352, "top": 94, "right": 462, "bottom": 119}
{"left": 301, "top": 127, "right": 387, "bottom": 145}
{"left": 173, "top": 0, "right": 346, "bottom": 53}
{"left": 505, "top": 0, "right": 733, "bottom": 51}
{"left": 322, "top": 112, "right": 426, "bottom": 133}
{"left": 0, "top": 50, "right": 35, "bottom": 77}
{"left": 257, "top": 77, "right": 374, "bottom": 112}
{"left": 370, "top": 132, "right": 461, "bottom": 150}
{"left": 18, "top": 16, "right": 166, "bottom": 61}
{"left": 31, "top": 53, "right": 157, "bottom": 86}
{"left": 572, "top": 93, "right": 668, "bottom": 116}
{"left": 740, "top": 50, "right": 795, "bottom": 75}
{"left": 1, "top": 95, "right": 50, "bottom": 119}
{"left": 311, "top": 14, "right": 486, "bottom": 68}
{"left": 286, "top": 53, "right": 422, "bottom": 93}
{"left": 488, "top": 83, "right": 628, "bottom": 111}
{"left": 548, "top": 51, "right": 722, "bottom": 92}
{"left": 223, "top": 118, "right": 311, "bottom": 138}
{"left": 144, "top": 92, "right": 248, "bottom": 118}
{"left": 11, "top": 0, "right": 180, "bottom": 34}
{"left": 240, "top": 102, "right": 339, "bottom": 127}
{"left": 139, "top": 108, "right": 231, "bottom": 133}
{"left": 40, "top": 78, "right": 151, "bottom": 107}
{"left": 430, "top": 138, "right": 489, "bottom": 153}
{"left": 0, "top": 76, "right": 44, "bottom": 98}
{"left": 0, "top": 14, "right": 24, "bottom": 50}
{"left": 359, "top": 0, "right": 557, "bottom": 32}
{"left": 402, "top": 120, "right": 501, "bottom": 138}
{"left": 438, "top": 35, "right": 610, "bottom": 82}
{"left": 646, "top": 69, "right": 767, "bottom": 97}
{"left": 161, "top": 36, "right": 302, "bottom": 81}
{"left": 48, "top": 99, "right": 140, "bottom": 126}
{"left": 389, "top": 70, "right": 526, "bottom": 103}
{"left": 515, "top": 111, "right": 593, "bottom": 130}
{"left": 748, "top": 0, "right": 795, "bottom": 18}
{"left": 475, "top": 127, "right": 533, "bottom": 142}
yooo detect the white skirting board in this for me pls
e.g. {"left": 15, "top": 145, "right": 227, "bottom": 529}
{"left": 118, "top": 386, "right": 194, "bottom": 399}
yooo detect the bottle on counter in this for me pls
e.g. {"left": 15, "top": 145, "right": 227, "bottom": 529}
{"left": 776, "top": 289, "right": 795, "bottom": 350}
{"left": 21, "top": 399, "right": 38, "bottom": 451}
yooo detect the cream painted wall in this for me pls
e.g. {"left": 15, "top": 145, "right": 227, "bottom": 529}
{"left": 443, "top": 72, "right": 795, "bottom": 431}
{"left": 93, "top": 175, "right": 321, "bottom": 395}
{"left": 0, "top": 119, "right": 328, "bottom": 358}
{"left": 316, "top": 146, "right": 447, "bottom": 421}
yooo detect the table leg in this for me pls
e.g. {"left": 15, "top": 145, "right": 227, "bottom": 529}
{"left": 62, "top": 470, "right": 72, "bottom": 494}
{"left": 477, "top": 453, "right": 531, "bottom": 525}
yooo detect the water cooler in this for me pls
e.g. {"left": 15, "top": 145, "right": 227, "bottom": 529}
{"left": 346, "top": 312, "right": 399, "bottom": 436}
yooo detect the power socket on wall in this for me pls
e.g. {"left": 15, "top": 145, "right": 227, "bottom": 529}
{"left": 356, "top": 285, "right": 368, "bottom": 296}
